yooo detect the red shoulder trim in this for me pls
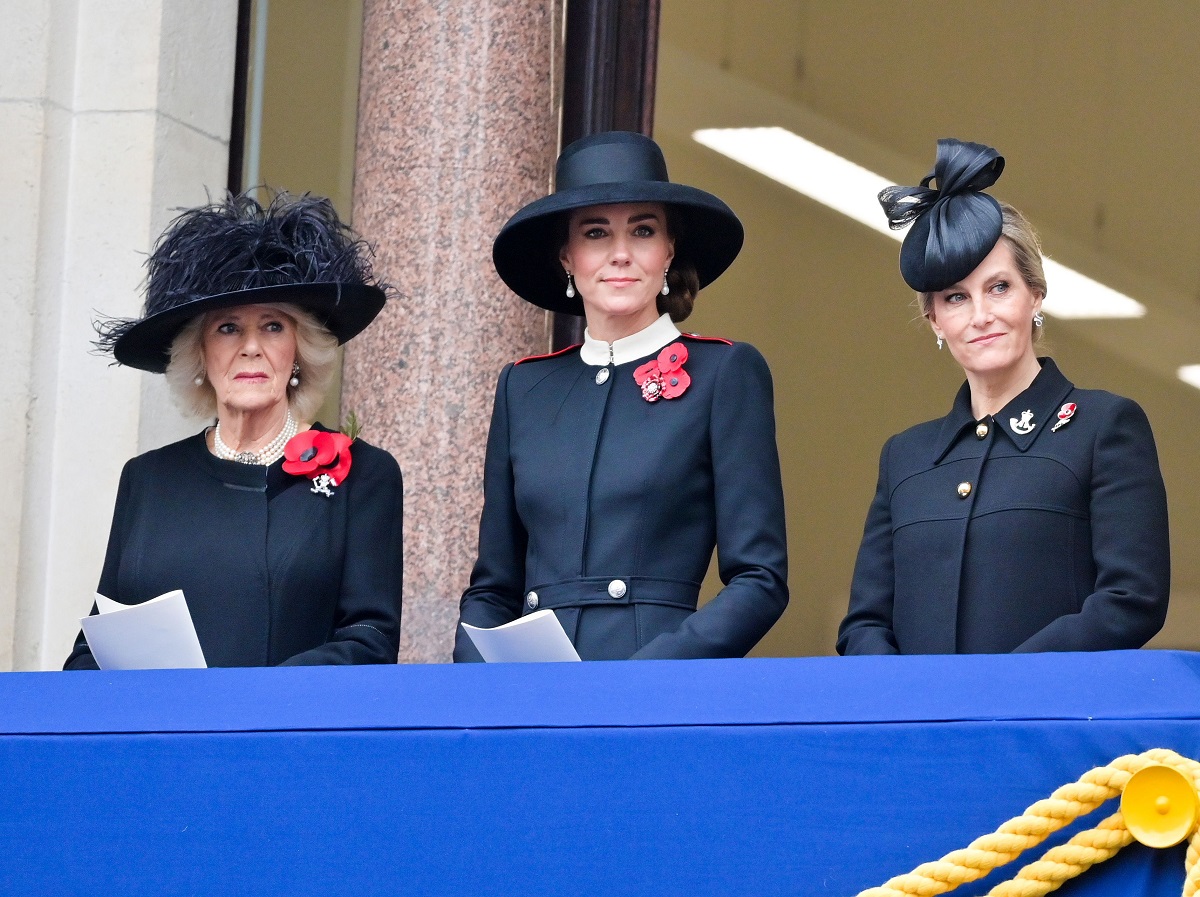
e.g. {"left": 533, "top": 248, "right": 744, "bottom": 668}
{"left": 514, "top": 344, "right": 580, "bottom": 365}
{"left": 679, "top": 332, "right": 733, "bottom": 346}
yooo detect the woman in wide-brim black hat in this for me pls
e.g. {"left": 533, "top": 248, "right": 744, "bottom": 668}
{"left": 454, "top": 131, "right": 789, "bottom": 662}
{"left": 65, "top": 192, "right": 403, "bottom": 669}
{"left": 837, "top": 138, "right": 1169, "bottom": 656}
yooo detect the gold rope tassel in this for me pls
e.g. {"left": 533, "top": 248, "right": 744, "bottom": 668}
{"left": 857, "top": 750, "right": 1200, "bottom": 897}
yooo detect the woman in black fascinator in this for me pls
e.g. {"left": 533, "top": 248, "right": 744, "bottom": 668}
{"left": 837, "top": 138, "right": 1169, "bottom": 655}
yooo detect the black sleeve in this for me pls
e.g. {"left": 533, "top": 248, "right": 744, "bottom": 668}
{"left": 632, "top": 342, "right": 789, "bottom": 659}
{"left": 454, "top": 365, "right": 528, "bottom": 662}
{"left": 837, "top": 437, "right": 901, "bottom": 655}
{"left": 64, "top": 460, "right": 137, "bottom": 670}
{"left": 278, "top": 445, "right": 404, "bottom": 665}
{"left": 1014, "top": 398, "right": 1170, "bottom": 652}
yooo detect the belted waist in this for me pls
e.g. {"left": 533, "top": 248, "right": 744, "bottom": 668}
{"left": 522, "top": 576, "right": 700, "bottom": 613}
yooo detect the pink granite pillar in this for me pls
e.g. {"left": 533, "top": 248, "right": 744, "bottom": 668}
{"left": 349, "top": 0, "right": 561, "bottom": 662}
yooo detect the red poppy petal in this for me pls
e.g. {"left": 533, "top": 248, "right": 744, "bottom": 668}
{"left": 657, "top": 342, "right": 688, "bottom": 372}
{"left": 660, "top": 368, "right": 691, "bottom": 399}
{"left": 633, "top": 360, "right": 660, "bottom": 385}
{"left": 306, "top": 432, "right": 340, "bottom": 465}
{"left": 326, "top": 450, "right": 353, "bottom": 485}
{"left": 283, "top": 457, "right": 323, "bottom": 477}
{"left": 283, "top": 430, "right": 320, "bottom": 462}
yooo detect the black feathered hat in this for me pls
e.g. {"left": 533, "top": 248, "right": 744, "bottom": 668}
{"left": 492, "top": 131, "right": 744, "bottom": 314}
{"left": 878, "top": 138, "right": 1006, "bottom": 293}
{"left": 96, "top": 193, "right": 387, "bottom": 373}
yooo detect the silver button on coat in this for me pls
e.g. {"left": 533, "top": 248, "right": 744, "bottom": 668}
{"left": 526, "top": 591, "right": 539, "bottom": 609}
{"left": 607, "top": 579, "right": 627, "bottom": 599}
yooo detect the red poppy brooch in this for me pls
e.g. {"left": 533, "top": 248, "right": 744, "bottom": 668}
{"left": 633, "top": 342, "right": 691, "bottom": 403}
{"left": 283, "top": 430, "right": 354, "bottom": 497}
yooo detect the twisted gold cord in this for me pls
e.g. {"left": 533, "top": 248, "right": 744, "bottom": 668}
{"left": 856, "top": 749, "right": 1200, "bottom": 897}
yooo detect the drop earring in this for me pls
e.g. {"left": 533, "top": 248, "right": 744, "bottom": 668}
{"left": 661, "top": 269, "right": 670, "bottom": 297}
{"left": 1033, "top": 311, "right": 1045, "bottom": 328}
{"left": 194, "top": 374, "right": 205, "bottom": 386}
{"left": 289, "top": 363, "right": 300, "bottom": 387}
{"left": 936, "top": 335, "right": 944, "bottom": 350}
{"left": 565, "top": 273, "right": 576, "bottom": 299}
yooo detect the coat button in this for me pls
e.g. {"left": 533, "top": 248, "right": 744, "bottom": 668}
{"left": 595, "top": 368, "right": 610, "bottom": 385}
{"left": 957, "top": 481, "right": 972, "bottom": 498}
{"left": 975, "top": 422, "right": 989, "bottom": 439}
{"left": 526, "top": 591, "right": 539, "bottom": 609}
{"left": 607, "top": 579, "right": 627, "bottom": 599}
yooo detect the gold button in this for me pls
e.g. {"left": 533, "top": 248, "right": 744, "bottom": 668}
{"left": 957, "top": 482, "right": 972, "bottom": 498}
{"left": 975, "top": 422, "right": 989, "bottom": 439}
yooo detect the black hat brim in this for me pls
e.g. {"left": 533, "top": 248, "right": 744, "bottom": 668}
{"left": 492, "top": 181, "right": 744, "bottom": 314}
{"left": 112, "top": 282, "right": 386, "bottom": 373}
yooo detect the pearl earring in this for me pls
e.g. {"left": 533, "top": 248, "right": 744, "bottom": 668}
{"left": 289, "top": 363, "right": 300, "bottom": 388}
{"left": 661, "top": 269, "right": 670, "bottom": 297}
{"left": 936, "top": 336, "right": 944, "bottom": 350}
{"left": 565, "top": 273, "right": 576, "bottom": 299}
{"left": 194, "top": 374, "right": 205, "bottom": 386}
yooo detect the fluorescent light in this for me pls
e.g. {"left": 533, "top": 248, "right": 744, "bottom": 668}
{"left": 1040, "top": 260, "right": 1145, "bottom": 319}
{"left": 693, "top": 127, "right": 895, "bottom": 237}
{"left": 1178, "top": 365, "right": 1200, "bottom": 390}
{"left": 692, "top": 126, "right": 1146, "bottom": 320}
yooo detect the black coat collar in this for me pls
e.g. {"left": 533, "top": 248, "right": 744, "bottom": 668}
{"left": 933, "top": 357, "right": 1075, "bottom": 463}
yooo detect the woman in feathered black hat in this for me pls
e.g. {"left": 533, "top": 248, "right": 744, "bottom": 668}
{"left": 837, "top": 139, "right": 1169, "bottom": 655}
{"left": 64, "top": 193, "right": 403, "bottom": 669}
{"left": 454, "top": 131, "right": 788, "bottom": 661}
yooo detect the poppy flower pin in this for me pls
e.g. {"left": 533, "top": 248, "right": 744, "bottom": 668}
{"left": 633, "top": 342, "right": 691, "bottom": 403}
{"left": 283, "top": 430, "right": 354, "bottom": 497}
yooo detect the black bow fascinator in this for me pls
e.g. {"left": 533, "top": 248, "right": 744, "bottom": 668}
{"left": 96, "top": 193, "right": 387, "bottom": 373}
{"left": 878, "top": 139, "right": 1005, "bottom": 293}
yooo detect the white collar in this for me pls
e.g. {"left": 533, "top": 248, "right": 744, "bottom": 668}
{"left": 579, "top": 314, "right": 682, "bottom": 367}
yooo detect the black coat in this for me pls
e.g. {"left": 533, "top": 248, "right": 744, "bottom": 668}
{"left": 65, "top": 426, "right": 403, "bottom": 668}
{"left": 454, "top": 333, "right": 789, "bottom": 661}
{"left": 838, "top": 358, "right": 1169, "bottom": 655}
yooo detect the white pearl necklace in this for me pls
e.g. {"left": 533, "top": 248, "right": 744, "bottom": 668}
{"left": 213, "top": 409, "right": 297, "bottom": 466}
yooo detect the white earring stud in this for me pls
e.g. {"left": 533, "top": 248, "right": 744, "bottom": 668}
{"left": 194, "top": 375, "right": 204, "bottom": 386}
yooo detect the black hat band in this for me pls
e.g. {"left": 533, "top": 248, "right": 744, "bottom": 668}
{"left": 557, "top": 141, "right": 669, "bottom": 190}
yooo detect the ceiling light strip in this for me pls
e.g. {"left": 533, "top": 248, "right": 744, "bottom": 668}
{"left": 692, "top": 126, "right": 1146, "bottom": 321}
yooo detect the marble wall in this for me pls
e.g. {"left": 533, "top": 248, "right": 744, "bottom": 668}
{"left": 349, "top": 0, "right": 563, "bottom": 662}
{"left": 1, "top": 1, "right": 237, "bottom": 669}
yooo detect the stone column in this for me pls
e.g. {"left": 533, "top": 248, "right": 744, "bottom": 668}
{"left": 349, "top": 0, "right": 562, "bottom": 662}
{"left": 4, "top": 1, "right": 237, "bottom": 669}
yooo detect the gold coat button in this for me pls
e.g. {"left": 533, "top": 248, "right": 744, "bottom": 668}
{"left": 957, "top": 482, "right": 972, "bottom": 498}
{"left": 975, "top": 422, "right": 989, "bottom": 439}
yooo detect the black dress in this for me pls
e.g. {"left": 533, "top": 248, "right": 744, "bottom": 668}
{"left": 64, "top": 425, "right": 403, "bottom": 668}
{"left": 455, "top": 316, "right": 788, "bottom": 661}
{"left": 838, "top": 358, "right": 1169, "bottom": 654}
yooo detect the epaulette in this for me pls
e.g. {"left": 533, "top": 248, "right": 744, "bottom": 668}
{"left": 514, "top": 344, "right": 580, "bottom": 365}
{"left": 679, "top": 332, "right": 733, "bottom": 346}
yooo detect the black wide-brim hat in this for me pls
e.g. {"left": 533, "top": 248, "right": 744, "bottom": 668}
{"left": 97, "top": 193, "right": 388, "bottom": 373}
{"left": 492, "top": 131, "right": 744, "bottom": 314}
{"left": 110, "top": 282, "right": 386, "bottom": 373}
